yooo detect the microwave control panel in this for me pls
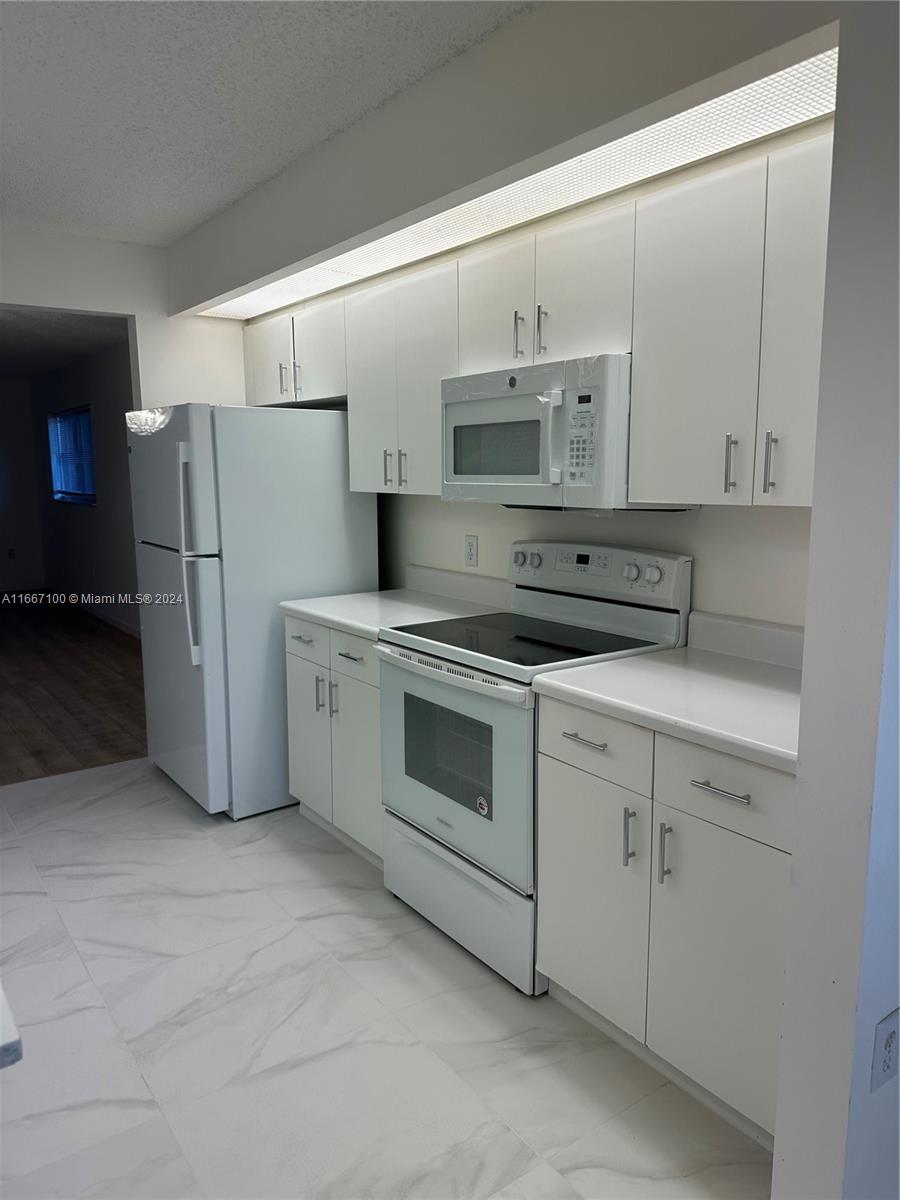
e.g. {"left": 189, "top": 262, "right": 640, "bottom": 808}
{"left": 566, "top": 391, "right": 599, "bottom": 483}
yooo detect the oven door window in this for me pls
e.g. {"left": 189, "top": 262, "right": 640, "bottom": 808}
{"left": 453, "top": 419, "right": 540, "bottom": 477}
{"left": 404, "top": 694, "right": 493, "bottom": 820}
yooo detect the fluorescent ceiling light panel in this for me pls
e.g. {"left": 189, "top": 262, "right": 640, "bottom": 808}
{"left": 206, "top": 48, "right": 837, "bottom": 319}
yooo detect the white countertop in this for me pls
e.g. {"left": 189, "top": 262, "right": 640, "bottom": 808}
{"left": 534, "top": 647, "right": 801, "bottom": 773}
{"left": 279, "top": 588, "right": 496, "bottom": 641}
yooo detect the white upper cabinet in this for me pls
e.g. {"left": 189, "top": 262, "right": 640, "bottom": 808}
{"left": 534, "top": 203, "right": 635, "bottom": 361}
{"left": 458, "top": 235, "right": 536, "bottom": 373}
{"left": 243, "top": 313, "right": 294, "bottom": 406}
{"left": 292, "top": 296, "right": 347, "bottom": 403}
{"left": 755, "top": 136, "right": 832, "bottom": 507}
{"left": 628, "top": 158, "right": 768, "bottom": 505}
{"left": 395, "top": 262, "right": 458, "bottom": 496}
{"left": 346, "top": 281, "right": 398, "bottom": 493}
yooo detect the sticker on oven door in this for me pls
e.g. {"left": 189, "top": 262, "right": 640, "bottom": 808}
{"left": 476, "top": 796, "right": 490, "bottom": 818}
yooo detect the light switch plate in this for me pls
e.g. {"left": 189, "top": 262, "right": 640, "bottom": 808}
{"left": 871, "top": 1008, "right": 898, "bottom": 1092}
{"left": 464, "top": 533, "right": 478, "bottom": 568}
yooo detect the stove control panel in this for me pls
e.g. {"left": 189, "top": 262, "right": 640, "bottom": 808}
{"left": 507, "top": 540, "right": 691, "bottom": 612}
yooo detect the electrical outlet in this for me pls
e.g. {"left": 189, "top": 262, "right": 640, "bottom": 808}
{"left": 464, "top": 533, "right": 478, "bottom": 568}
{"left": 871, "top": 1008, "right": 899, "bottom": 1092}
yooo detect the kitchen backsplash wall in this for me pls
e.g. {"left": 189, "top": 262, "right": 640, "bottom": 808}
{"left": 381, "top": 497, "right": 811, "bottom": 627}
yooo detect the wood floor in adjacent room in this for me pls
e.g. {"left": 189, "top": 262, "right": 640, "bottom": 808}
{"left": 0, "top": 607, "right": 145, "bottom": 786}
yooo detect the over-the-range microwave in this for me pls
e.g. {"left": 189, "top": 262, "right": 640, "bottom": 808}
{"left": 441, "top": 354, "right": 680, "bottom": 510}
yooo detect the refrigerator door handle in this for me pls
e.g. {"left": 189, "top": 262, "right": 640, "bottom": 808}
{"left": 177, "top": 441, "right": 193, "bottom": 555}
{"left": 181, "top": 557, "right": 202, "bottom": 667}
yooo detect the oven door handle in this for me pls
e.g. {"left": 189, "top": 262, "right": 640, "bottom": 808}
{"left": 374, "top": 643, "right": 533, "bottom": 707}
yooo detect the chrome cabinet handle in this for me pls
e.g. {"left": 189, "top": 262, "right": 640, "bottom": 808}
{"left": 292, "top": 362, "right": 301, "bottom": 396}
{"left": 723, "top": 432, "right": 738, "bottom": 493}
{"left": 383, "top": 448, "right": 393, "bottom": 486}
{"left": 657, "top": 822, "right": 673, "bottom": 884}
{"left": 536, "top": 303, "right": 548, "bottom": 355}
{"left": 762, "top": 430, "right": 778, "bottom": 494}
{"left": 291, "top": 634, "right": 314, "bottom": 645}
{"left": 512, "top": 309, "right": 525, "bottom": 358}
{"left": 561, "top": 730, "right": 608, "bottom": 753}
{"left": 278, "top": 363, "right": 288, "bottom": 395}
{"left": 690, "top": 778, "right": 751, "bottom": 806}
{"left": 314, "top": 675, "right": 325, "bottom": 712}
{"left": 399, "top": 449, "right": 408, "bottom": 487}
{"left": 338, "top": 651, "right": 363, "bottom": 664}
{"left": 328, "top": 679, "right": 338, "bottom": 717}
{"left": 622, "top": 807, "right": 637, "bottom": 867}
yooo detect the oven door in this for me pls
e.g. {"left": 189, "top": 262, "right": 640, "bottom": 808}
{"left": 442, "top": 388, "right": 565, "bottom": 507}
{"left": 378, "top": 647, "right": 534, "bottom": 894}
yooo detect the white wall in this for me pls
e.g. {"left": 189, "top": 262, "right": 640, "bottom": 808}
{"left": 383, "top": 497, "right": 811, "bottom": 627}
{"left": 167, "top": 2, "right": 838, "bottom": 313}
{"left": 0, "top": 223, "right": 244, "bottom": 409}
{"left": 30, "top": 341, "right": 141, "bottom": 634}
{"left": 0, "top": 378, "right": 44, "bottom": 590}
{"left": 772, "top": 4, "right": 899, "bottom": 1197}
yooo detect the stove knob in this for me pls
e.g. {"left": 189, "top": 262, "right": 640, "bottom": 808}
{"left": 644, "top": 565, "right": 664, "bottom": 585}
{"left": 623, "top": 562, "right": 641, "bottom": 583}
{"left": 528, "top": 552, "right": 543, "bottom": 568}
{"left": 513, "top": 550, "right": 527, "bottom": 567}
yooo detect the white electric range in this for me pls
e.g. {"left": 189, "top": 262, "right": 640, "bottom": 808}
{"left": 375, "top": 540, "right": 692, "bottom": 994}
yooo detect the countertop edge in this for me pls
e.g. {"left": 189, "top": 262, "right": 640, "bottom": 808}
{"left": 533, "top": 676, "right": 799, "bottom": 775}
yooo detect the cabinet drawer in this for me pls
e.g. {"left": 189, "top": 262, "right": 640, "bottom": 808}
{"left": 284, "top": 616, "right": 329, "bottom": 668}
{"left": 330, "top": 630, "right": 379, "bottom": 687}
{"left": 538, "top": 697, "right": 653, "bottom": 797}
{"left": 654, "top": 734, "right": 795, "bottom": 852}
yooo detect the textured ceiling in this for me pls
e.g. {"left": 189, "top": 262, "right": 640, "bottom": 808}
{"left": 0, "top": 308, "right": 129, "bottom": 380}
{"left": 0, "top": 1, "right": 531, "bottom": 247}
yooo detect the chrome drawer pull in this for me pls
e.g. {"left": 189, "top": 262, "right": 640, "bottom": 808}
{"left": 314, "top": 675, "right": 325, "bottom": 712}
{"left": 291, "top": 634, "right": 314, "bottom": 645}
{"left": 690, "top": 778, "right": 751, "bottom": 806}
{"left": 762, "top": 430, "right": 778, "bottom": 493}
{"left": 328, "top": 680, "right": 339, "bottom": 717}
{"left": 622, "top": 807, "right": 637, "bottom": 867}
{"left": 657, "top": 822, "right": 673, "bottom": 884}
{"left": 723, "top": 432, "right": 738, "bottom": 493}
{"left": 561, "top": 730, "right": 608, "bottom": 753}
{"left": 338, "top": 651, "right": 364, "bottom": 663}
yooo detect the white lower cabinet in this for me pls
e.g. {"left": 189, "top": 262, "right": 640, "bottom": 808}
{"left": 286, "top": 653, "right": 332, "bottom": 821}
{"left": 647, "top": 801, "right": 790, "bottom": 1132}
{"left": 331, "top": 672, "right": 382, "bottom": 858}
{"left": 286, "top": 621, "right": 382, "bottom": 857}
{"left": 537, "top": 755, "right": 650, "bottom": 1042}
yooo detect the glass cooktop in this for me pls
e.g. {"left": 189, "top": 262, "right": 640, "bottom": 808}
{"left": 392, "top": 611, "right": 653, "bottom": 668}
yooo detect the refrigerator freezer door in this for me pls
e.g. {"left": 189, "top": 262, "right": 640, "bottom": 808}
{"left": 136, "top": 542, "right": 229, "bottom": 813}
{"left": 127, "top": 404, "right": 220, "bottom": 554}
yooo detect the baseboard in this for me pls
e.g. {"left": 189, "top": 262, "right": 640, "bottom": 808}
{"left": 297, "top": 803, "right": 383, "bottom": 870}
{"left": 82, "top": 605, "right": 141, "bottom": 638}
{"left": 549, "top": 982, "right": 775, "bottom": 1152}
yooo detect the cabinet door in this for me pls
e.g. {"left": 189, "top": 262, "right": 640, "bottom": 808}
{"left": 458, "top": 236, "right": 535, "bottom": 373}
{"left": 292, "top": 297, "right": 347, "bottom": 402}
{"left": 629, "top": 159, "right": 767, "bottom": 505}
{"left": 754, "top": 136, "right": 832, "bottom": 507}
{"left": 346, "top": 282, "right": 398, "bottom": 493}
{"left": 243, "top": 314, "right": 294, "bottom": 406}
{"left": 536, "top": 756, "right": 651, "bottom": 1042}
{"left": 286, "top": 654, "right": 332, "bottom": 822}
{"left": 330, "top": 674, "right": 382, "bottom": 857}
{"left": 534, "top": 203, "right": 635, "bottom": 361}
{"left": 647, "top": 802, "right": 790, "bottom": 1131}
{"left": 395, "top": 261, "right": 458, "bottom": 496}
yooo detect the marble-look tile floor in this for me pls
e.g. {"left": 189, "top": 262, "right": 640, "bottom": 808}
{"left": 0, "top": 760, "right": 773, "bottom": 1200}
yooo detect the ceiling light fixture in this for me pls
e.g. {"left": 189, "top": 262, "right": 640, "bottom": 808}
{"left": 203, "top": 47, "right": 837, "bottom": 320}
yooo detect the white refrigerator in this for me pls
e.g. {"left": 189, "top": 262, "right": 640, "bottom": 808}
{"left": 126, "top": 403, "right": 377, "bottom": 819}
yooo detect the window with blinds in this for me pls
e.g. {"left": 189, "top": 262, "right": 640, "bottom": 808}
{"left": 47, "top": 407, "right": 96, "bottom": 504}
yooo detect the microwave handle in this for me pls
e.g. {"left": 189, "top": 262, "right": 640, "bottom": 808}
{"left": 538, "top": 390, "right": 564, "bottom": 486}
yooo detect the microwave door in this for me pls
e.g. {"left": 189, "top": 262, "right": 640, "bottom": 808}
{"left": 443, "top": 391, "right": 564, "bottom": 506}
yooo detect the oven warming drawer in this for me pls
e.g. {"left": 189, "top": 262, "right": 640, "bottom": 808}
{"left": 383, "top": 812, "right": 547, "bottom": 996}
